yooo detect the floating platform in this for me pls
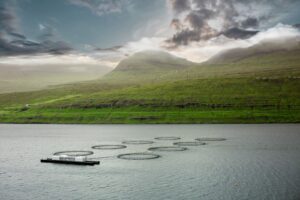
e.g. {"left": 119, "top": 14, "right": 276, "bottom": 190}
{"left": 40, "top": 155, "right": 99, "bottom": 166}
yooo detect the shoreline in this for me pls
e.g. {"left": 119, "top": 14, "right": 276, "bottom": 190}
{"left": 1, "top": 108, "right": 299, "bottom": 124}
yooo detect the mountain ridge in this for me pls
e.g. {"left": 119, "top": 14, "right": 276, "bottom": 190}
{"left": 111, "top": 50, "right": 195, "bottom": 72}
{"left": 206, "top": 38, "right": 300, "bottom": 64}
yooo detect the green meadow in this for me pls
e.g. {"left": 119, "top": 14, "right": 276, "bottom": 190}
{"left": 0, "top": 49, "right": 300, "bottom": 124}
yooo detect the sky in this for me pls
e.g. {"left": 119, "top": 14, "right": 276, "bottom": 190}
{"left": 1, "top": 0, "right": 300, "bottom": 67}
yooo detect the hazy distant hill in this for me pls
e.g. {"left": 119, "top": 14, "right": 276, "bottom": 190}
{"left": 206, "top": 38, "right": 300, "bottom": 64}
{"left": 0, "top": 64, "right": 111, "bottom": 93}
{"left": 105, "top": 51, "right": 195, "bottom": 82}
{"left": 113, "top": 51, "right": 194, "bottom": 72}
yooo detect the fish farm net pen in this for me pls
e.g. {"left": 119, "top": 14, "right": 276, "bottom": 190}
{"left": 117, "top": 153, "right": 161, "bottom": 160}
{"left": 173, "top": 141, "right": 206, "bottom": 146}
{"left": 53, "top": 151, "right": 94, "bottom": 157}
{"left": 91, "top": 145, "right": 127, "bottom": 150}
{"left": 154, "top": 137, "right": 181, "bottom": 140}
{"left": 122, "top": 140, "right": 154, "bottom": 145}
{"left": 195, "top": 138, "right": 227, "bottom": 141}
{"left": 148, "top": 146, "right": 188, "bottom": 152}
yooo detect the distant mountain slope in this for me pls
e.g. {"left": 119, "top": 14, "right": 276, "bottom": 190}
{"left": 207, "top": 38, "right": 300, "bottom": 64}
{"left": 105, "top": 51, "right": 195, "bottom": 82}
{"left": 113, "top": 51, "right": 195, "bottom": 72}
{"left": 0, "top": 64, "right": 111, "bottom": 94}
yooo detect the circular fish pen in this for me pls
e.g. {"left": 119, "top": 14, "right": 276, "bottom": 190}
{"left": 195, "top": 137, "right": 226, "bottom": 141}
{"left": 117, "top": 153, "right": 160, "bottom": 160}
{"left": 91, "top": 145, "right": 127, "bottom": 150}
{"left": 122, "top": 140, "right": 154, "bottom": 145}
{"left": 148, "top": 146, "right": 188, "bottom": 152}
{"left": 173, "top": 141, "right": 206, "bottom": 146}
{"left": 154, "top": 136, "right": 181, "bottom": 141}
{"left": 53, "top": 150, "right": 94, "bottom": 157}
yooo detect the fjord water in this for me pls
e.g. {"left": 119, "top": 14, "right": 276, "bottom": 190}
{"left": 0, "top": 124, "right": 299, "bottom": 200}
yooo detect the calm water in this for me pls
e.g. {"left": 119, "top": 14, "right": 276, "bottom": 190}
{"left": 0, "top": 124, "right": 300, "bottom": 200}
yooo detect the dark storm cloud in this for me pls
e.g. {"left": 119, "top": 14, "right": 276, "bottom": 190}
{"left": 9, "top": 32, "right": 26, "bottom": 40}
{"left": 167, "top": 0, "right": 300, "bottom": 47}
{"left": 185, "top": 9, "right": 215, "bottom": 30}
{"left": 0, "top": 1, "right": 72, "bottom": 57}
{"left": 95, "top": 45, "right": 123, "bottom": 52}
{"left": 68, "top": 0, "right": 131, "bottom": 16}
{"left": 222, "top": 28, "right": 259, "bottom": 39}
{"left": 241, "top": 18, "right": 259, "bottom": 29}
{"left": 294, "top": 24, "right": 300, "bottom": 30}
{"left": 0, "top": 37, "right": 72, "bottom": 56}
{"left": 169, "top": 0, "right": 190, "bottom": 14}
{"left": 0, "top": 1, "right": 18, "bottom": 33}
{"left": 170, "top": 19, "right": 183, "bottom": 31}
{"left": 169, "top": 29, "right": 200, "bottom": 45}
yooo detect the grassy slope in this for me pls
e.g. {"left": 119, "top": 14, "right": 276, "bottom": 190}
{"left": 0, "top": 50, "right": 300, "bottom": 124}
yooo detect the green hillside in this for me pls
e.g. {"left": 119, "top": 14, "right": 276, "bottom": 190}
{"left": 113, "top": 51, "right": 194, "bottom": 72}
{"left": 0, "top": 48, "right": 300, "bottom": 124}
{"left": 207, "top": 39, "right": 300, "bottom": 64}
{"left": 104, "top": 50, "right": 196, "bottom": 83}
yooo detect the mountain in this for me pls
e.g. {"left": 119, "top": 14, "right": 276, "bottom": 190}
{"left": 106, "top": 51, "right": 195, "bottom": 81}
{"left": 0, "top": 46, "right": 300, "bottom": 123}
{"left": 104, "top": 51, "right": 196, "bottom": 83}
{"left": 113, "top": 51, "right": 195, "bottom": 72}
{"left": 206, "top": 37, "right": 300, "bottom": 64}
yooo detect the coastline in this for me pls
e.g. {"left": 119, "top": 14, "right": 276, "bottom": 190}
{"left": 1, "top": 107, "right": 299, "bottom": 124}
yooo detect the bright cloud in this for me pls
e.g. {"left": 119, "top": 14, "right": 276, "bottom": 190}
{"left": 114, "top": 24, "right": 300, "bottom": 63}
{"left": 0, "top": 53, "right": 115, "bottom": 68}
{"left": 1, "top": 24, "right": 299, "bottom": 68}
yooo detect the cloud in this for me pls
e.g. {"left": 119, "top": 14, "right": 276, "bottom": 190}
{"left": 38, "top": 24, "right": 46, "bottom": 31}
{"left": 166, "top": 0, "right": 300, "bottom": 47}
{"left": 171, "top": 24, "right": 300, "bottom": 63}
{"left": 1, "top": 0, "right": 299, "bottom": 69}
{"left": 0, "top": 1, "right": 72, "bottom": 57}
{"left": 68, "top": 0, "right": 131, "bottom": 16}
{"left": 1, "top": 24, "right": 299, "bottom": 69}
{"left": 169, "top": 0, "right": 190, "bottom": 14}
{"left": 0, "top": 53, "right": 101, "bottom": 66}
{"left": 222, "top": 28, "right": 259, "bottom": 39}
{"left": 0, "top": 1, "right": 18, "bottom": 34}
{"left": 241, "top": 17, "right": 259, "bottom": 29}
{"left": 73, "top": 37, "right": 166, "bottom": 68}
{"left": 95, "top": 45, "right": 123, "bottom": 52}
{"left": 109, "top": 24, "right": 300, "bottom": 64}
{"left": 0, "top": 37, "right": 73, "bottom": 56}
{"left": 9, "top": 32, "right": 26, "bottom": 40}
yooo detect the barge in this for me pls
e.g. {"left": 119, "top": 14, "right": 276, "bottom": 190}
{"left": 40, "top": 155, "right": 99, "bottom": 166}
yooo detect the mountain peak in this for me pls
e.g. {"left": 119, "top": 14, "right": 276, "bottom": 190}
{"left": 112, "top": 50, "right": 194, "bottom": 72}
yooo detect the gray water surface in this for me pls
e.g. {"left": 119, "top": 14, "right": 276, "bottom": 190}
{"left": 0, "top": 124, "right": 299, "bottom": 200}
